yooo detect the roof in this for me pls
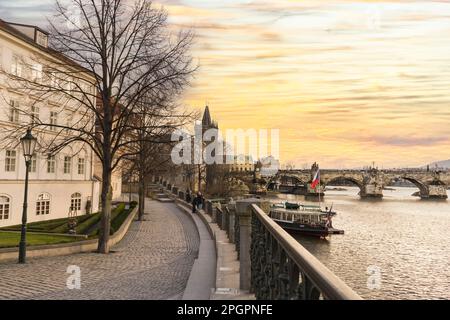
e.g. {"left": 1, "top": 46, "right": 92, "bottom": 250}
{"left": 6, "top": 21, "right": 49, "bottom": 36}
{"left": 0, "top": 18, "right": 95, "bottom": 78}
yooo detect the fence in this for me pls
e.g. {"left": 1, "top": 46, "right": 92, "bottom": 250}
{"left": 160, "top": 182, "right": 362, "bottom": 300}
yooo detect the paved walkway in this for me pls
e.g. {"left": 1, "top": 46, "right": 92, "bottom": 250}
{"left": 0, "top": 199, "right": 200, "bottom": 300}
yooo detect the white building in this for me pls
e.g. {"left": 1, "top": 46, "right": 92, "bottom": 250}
{"left": 229, "top": 154, "right": 255, "bottom": 173}
{"left": 259, "top": 155, "right": 280, "bottom": 177}
{"left": 0, "top": 20, "right": 101, "bottom": 227}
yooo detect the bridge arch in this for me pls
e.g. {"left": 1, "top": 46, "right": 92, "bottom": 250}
{"left": 387, "top": 176, "right": 429, "bottom": 196}
{"left": 265, "top": 174, "right": 306, "bottom": 191}
{"left": 324, "top": 176, "right": 364, "bottom": 192}
{"left": 278, "top": 175, "right": 306, "bottom": 185}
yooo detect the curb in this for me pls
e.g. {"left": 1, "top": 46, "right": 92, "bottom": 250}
{"left": 171, "top": 197, "right": 217, "bottom": 300}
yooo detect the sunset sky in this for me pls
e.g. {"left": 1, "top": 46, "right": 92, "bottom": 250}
{"left": 2, "top": 0, "right": 450, "bottom": 168}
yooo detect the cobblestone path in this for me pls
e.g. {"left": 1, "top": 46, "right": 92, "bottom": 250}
{"left": 0, "top": 199, "right": 200, "bottom": 300}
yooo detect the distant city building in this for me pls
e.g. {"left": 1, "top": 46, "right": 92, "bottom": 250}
{"left": 0, "top": 20, "right": 103, "bottom": 227}
{"left": 259, "top": 155, "right": 280, "bottom": 176}
{"left": 229, "top": 154, "right": 255, "bottom": 172}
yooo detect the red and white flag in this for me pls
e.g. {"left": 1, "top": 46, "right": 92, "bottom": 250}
{"left": 311, "top": 168, "right": 320, "bottom": 189}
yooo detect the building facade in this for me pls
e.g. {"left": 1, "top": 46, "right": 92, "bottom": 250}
{"left": 0, "top": 20, "right": 101, "bottom": 227}
{"left": 229, "top": 155, "right": 255, "bottom": 172}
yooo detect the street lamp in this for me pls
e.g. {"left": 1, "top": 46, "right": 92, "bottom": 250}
{"left": 18, "top": 128, "right": 37, "bottom": 264}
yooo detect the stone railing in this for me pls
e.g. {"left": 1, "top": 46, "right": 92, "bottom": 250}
{"left": 216, "top": 207, "right": 223, "bottom": 229}
{"left": 203, "top": 197, "right": 239, "bottom": 258}
{"left": 248, "top": 202, "right": 361, "bottom": 300}
{"left": 223, "top": 207, "right": 230, "bottom": 237}
{"left": 160, "top": 184, "right": 360, "bottom": 300}
{"left": 234, "top": 213, "right": 240, "bottom": 260}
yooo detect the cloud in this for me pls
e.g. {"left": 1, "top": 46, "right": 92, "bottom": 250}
{"left": 2, "top": 0, "right": 450, "bottom": 168}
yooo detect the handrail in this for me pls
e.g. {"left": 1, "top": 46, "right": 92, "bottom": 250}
{"left": 216, "top": 207, "right": 223, "bottom": 229}
{"left": 251, "top": 204, "right": 362, "bottom": 300}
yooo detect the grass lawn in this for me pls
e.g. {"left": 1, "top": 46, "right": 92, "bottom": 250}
{"left": 0, "top": 231, "right": 82, "bottom": 249}
{"left": 0, "top": 201, "right": 137, "bottom": 248}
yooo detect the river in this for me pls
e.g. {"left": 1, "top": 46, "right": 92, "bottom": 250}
{"left": 268, "top": 187, "right": 450, "bottom": 300}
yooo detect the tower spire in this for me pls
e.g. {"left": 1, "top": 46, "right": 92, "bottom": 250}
{"left": 202, "top": 104, "right": 212, "bottom": 127}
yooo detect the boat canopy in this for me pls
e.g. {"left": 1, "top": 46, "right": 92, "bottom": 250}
{"left": 270, "top": 208, "right": 329, "bottom": 217}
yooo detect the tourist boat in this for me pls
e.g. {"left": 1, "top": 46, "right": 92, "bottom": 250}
{"left": 268, "top": 202, "right": 344, "bottom": 237}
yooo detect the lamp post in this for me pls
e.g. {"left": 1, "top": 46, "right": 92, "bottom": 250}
{"left": 18, "top": 128, "right": 37, "bottom": 264}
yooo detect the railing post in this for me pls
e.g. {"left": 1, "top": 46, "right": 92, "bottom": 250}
{"left": 206, "top": 200, "right": 213, "bottom": 216}
{"left": 235, "top": 198, "right": 270, "bottom": 291}
{"left": 221, "top": 207, "right": 227, "bottom": 230}
{"left": 211, "top": 203, "right": 217, "bottom": 223}
{"left": 227, "top": 201, "right": 236, "bottom": 244}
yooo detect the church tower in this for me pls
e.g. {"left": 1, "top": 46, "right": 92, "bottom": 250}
{"left": 200, "top": 105, "right": 220, "bottom": 192}
{"left": 202, "top": 105, "right": 218, "bottom": 135}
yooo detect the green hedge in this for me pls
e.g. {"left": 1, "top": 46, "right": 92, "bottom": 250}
{"left": 0, "top": 231, "right": 82, "bottom": 248}
{"left": 1, "top": 214, "right": 93, "bottom": 234}
{"left": 0, "top": 202, "right": 137, "bottom": 238}
{"left": 110, "top": 202, "right": 137, "bottom": 234}
{"left": 90, "top": 202, "right": 137, "bottom": 236}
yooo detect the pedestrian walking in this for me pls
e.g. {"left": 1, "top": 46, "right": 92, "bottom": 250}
{"left": 192, "top": 192, "right": 204, "bottom": 213}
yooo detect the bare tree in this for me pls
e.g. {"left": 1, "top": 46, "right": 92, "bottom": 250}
{"left": 124, "top": 96, "right": 196, "bottom": 220}
{"left": 1, "top": 0, "right": 195, "bottom": 253}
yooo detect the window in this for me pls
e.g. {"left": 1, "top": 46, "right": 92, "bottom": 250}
{"left": 36, "top": 31, "right": 48, "bottom": 48}
{"left": 47, "top": 155, "right": 56, "bottom": 173}
{"left": 50, "top": 72, "right": 57, "bottom": 88}
{"left": 66, "top": 111, "right": 73, "bottom": 130}
{"left": 31, "top": 63, "right": 42, "bottom": 82}
{"left": 28, "top": 154, "right": 37, "bottom": 173}
{"left": 9, "top": 100, "right": 20, "bottom": 123}
{"left": 71, "top": 193, "right": 81, "bottom": 211}
{"left": 5, "top": 150, "right": 16, "bottom": 172}
{"left": 31, "top": 105, "right": 40, "bottom": 124}
{"left": 78, "top": 158, "right": 85, "bottom": 175}
{"left": 64, "top": 156, "right": 71, "bottom": 174}
{"left": 0, "top": 196, "right": 10, "bottom": 220}
{"left": 11, "top": 55, "right": 22, "bottom": 77}
{"left": 36, "top": 193, "right": 50, "bottom": 215}
{"left": 50, "top": 111, "right": 58, "bottom": 131}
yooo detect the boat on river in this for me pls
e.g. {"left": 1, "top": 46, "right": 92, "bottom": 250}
{"left": 269, "top": 202, "right": 344, "bottom": 237}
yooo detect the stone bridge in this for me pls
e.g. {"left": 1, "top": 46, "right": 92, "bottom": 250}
{"left": 265, "top": 169, "right": 450, "bottom": 199}
{"left": 154, "top": 167, "right": 450, "bottom": 200}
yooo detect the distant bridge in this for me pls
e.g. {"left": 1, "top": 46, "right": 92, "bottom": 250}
{"left": 264, "top": 169, "right": 450, "bottom": 199}
{"left": 155, "top": 167, "right": 450, "bottom": 200}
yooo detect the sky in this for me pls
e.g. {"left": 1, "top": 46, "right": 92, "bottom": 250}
{"left": 1, "top": 0, "right": 450, "bottom": 168}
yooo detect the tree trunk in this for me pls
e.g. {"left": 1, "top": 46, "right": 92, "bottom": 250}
{"left": 137, "top": 138, "right": 146, "bottom": 221}
{"left": 138, "top": 174, "right": 145, "bottom": 221}
{"left": 98, "top": 168, "right": 112, "bottom": 254}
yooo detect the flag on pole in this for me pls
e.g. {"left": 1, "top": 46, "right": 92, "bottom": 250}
{"left": 311, "top": 168, "right": 320, "bottom": 189}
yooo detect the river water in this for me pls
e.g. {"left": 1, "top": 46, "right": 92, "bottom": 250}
{"left": 268, "top": 187, "right": 450, "bottom": 300}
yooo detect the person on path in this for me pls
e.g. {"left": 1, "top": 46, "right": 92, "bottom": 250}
{"left": 192, "top": 192, "right": 204, "bottom": 213}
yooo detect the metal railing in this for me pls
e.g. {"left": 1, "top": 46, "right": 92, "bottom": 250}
{"left": 223, "top": 206, "right": 230, "bottom": 236}
{"left": 164, "top": 185, "right": 359, "bottom": 300}
{"left": 250, "top": 204, "right": 362, "bottom": 300}
{"left": 216, "top": 207, "right": 223, "bottom": 229}
{"left": 234, "top": 213, "right": 240, "bottom": 260}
